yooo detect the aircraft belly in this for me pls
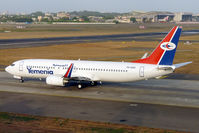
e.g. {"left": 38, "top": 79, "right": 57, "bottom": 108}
{"left": 98, "top": 72, "right": 139, "bottom": 82}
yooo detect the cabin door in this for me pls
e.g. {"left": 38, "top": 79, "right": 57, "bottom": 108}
{"left": 139, "top": 66, "right": 144, "bottom": 77}
{"left": 19, "top": 61, "right": 24, "bottom": 71}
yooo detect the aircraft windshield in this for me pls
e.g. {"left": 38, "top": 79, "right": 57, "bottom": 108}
{"left": 10, "top": 64, "right": 15, "bottom": 66}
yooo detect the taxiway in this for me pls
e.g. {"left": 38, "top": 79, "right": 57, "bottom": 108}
{"left": 0, "top": 30, "right": 198, "bottom": 49}
{"left": 0, "top": 72, "right": 199, "bottom": 132}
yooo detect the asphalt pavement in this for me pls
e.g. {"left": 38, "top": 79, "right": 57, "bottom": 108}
{"left": 0, "top": 30, "right": 198, "bottom": 49}
{"left": 0, "top": 91, "right": 199, "bottom": 133}
{"left": 0, "top": 72, "right": 199, "bottom": 132}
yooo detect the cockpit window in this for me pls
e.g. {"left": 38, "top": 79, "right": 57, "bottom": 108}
{"left": 11, "top": 64, "right": 15, "bottom": 66}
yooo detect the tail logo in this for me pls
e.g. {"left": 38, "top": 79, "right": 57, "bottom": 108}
{"left": 160, "top": 42, "right": 176, "bottom": 51}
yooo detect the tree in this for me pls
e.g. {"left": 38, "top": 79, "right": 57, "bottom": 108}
{"left": 104, "top": 16, "right": 114, "bottom": 20}
{"left": 31, "top": 11, "right": 45, "bottom": 17}
{"left": 113, "top": 20, "right": 119, "bottom": 24}
{"left": 130, "top": 17, "right": 136, "bottom": 23}
{"left": 12, "top": 17, "right": 33, "bottom": 23}
{"left": 41, "top": 18, "right": 49, "bottom": 22}
{"left": 81, "top": 16, "right": 89, "bottom": 22}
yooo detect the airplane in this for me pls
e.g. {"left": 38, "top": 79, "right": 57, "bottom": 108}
{"left": 5, "top": 26, "right": 192, "bottom": 89}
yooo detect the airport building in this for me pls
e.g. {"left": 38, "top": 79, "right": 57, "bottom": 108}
{"left": 174, "top": 12, "right": 193, "bottom": 22}
{"left": 114, "top": 16, "right": 131, "bottom": 23}
{"left": 88, "top": 16, "right": 105, "bottom": 22}
{"left": 37, "top": 16, "right": 43, "bottom": 22}
{"left": 192, "top": 14, "right": 199, "bottom": 22}
{"left": 154, "top": 14, "right": 175, "bottom": 22}
{"left": 129, "top": 11, "right": 175, "bottom": 23}
{"left": 57, "top": 12, "right": 70, "bottom": 18}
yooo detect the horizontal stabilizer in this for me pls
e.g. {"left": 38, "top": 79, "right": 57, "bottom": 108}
{"left": 141, "top": 53, "right": 148, "bottom": 59}
{"left": 174, "top": 61, "right": 192, "bottom": 68}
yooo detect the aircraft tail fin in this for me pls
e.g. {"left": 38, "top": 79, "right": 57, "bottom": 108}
{"left": 132, "top": 26, "right": 182, "bottom": 65}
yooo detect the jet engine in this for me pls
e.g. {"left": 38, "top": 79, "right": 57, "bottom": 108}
{"left": 46, "top": 76, "right": 65, "bottom": 86}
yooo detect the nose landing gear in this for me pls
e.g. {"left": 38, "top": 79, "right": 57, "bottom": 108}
{"left": 77, "top": 84, "right": 82, "bottom": 89}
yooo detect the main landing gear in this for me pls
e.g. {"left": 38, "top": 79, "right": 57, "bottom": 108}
{"left": 91, "top": 81, "right": 98, "bottom": 86}
{"left": 19, "top": 78, "right": 24, "bottom": 83}
{"left": 77, "top": 81, "right": 99, "bottom": 89}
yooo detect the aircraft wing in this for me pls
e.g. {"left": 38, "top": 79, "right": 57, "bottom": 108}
{"left": 63, "top": 63, "right": 96, "bottom": 81}
{"left": 69, "top": 76, "right": 91, "bottom": 81}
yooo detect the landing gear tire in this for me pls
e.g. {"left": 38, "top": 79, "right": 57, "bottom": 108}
{"left": 91, "top": 81, "right": 98, "bottom": 86}
{"left": 99, "top": 81, "right": 102, "bottom": 85}
{"left": 77, "top": 84, "right": 82, "bottom": 89}
{"left": 19, "top": 79, "right": 24, "bottom": 83}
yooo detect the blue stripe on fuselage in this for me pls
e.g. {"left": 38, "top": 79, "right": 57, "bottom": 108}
{"left": 67, "top": 64, "right": 73, "bottom": 78}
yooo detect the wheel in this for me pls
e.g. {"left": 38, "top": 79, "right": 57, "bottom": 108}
{"left": 91, "top": 81, "right": 98, "bottom": 86}
{"left": 91, "top": 81, "right": 97, "bottom": 86}
{"left": 19, "top": 79, "right": 24, "bottom": 83}
{"left": 94, "top": 81, "right": 98, "bottom": 86}
{"left": 99, "top": 81, "right": 102, "bottom": 85}
{"left": 77, "top": 84, "right": 82, "bottom": 89}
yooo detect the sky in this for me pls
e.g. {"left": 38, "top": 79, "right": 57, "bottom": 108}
{"left": 0, "top": 0, "right": 198, "bottom": 14}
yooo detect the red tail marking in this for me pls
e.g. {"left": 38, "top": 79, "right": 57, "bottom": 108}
{"left": 132, "top": 26, "right": 178, "bottom": 64}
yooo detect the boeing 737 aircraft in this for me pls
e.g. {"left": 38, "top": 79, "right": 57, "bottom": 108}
{"left": 5, "top": 26, "right": 192, "bottom": 89}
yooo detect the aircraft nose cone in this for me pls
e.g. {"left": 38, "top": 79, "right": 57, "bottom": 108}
{"left": 5, "top": 66, "right": 10, "bottom": 73}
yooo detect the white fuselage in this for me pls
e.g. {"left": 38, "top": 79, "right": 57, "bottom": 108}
{"left": 5, "top": 59, "right": 173, "bottom": 82}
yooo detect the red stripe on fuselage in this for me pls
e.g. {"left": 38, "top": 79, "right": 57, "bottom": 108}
{"left": 132, "top": 26, "right": 177, "bottom": 64}
{"left": 64, "top": 64, "right": 73, "bottom": 78}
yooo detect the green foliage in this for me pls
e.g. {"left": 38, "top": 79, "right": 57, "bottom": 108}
{"left": 0, "top": 112, "right": 38, "bottom": 122}
{"left": 91, "top": 127, "right": 127, "bottom": 133}
{"left": 15, "top": 17, "right": 33, "bottom": 23}
{"left": 130, "top": 17, "right": 136, "bottom": 23}
{"left": 0, "top": 15, "right": 33, "bottom": 23}
{"left": 81, "top": 16, "right": 90, "bottom": 22}
{"left": 163, "top": 131, "right": 176, "bottom": 133}
{"left": 104, "top": 16, "right": 114, "bottom": 20}
{"left": 54, "top": 118, "right": 69, "bottom": 127}
{"left": 0, "top": 11, "right": 125, "bottom": 23}
{"left": 113, "top": 20, "right": 119, "bottom": 24}
{"left": 69, "top": 10, "right": 121, "bottom": 19}
{"left": 41, "top": 18, "right": 49, "bottom": 22}
{"left": 31, "top": 11, "right": 45, "bottom": 17}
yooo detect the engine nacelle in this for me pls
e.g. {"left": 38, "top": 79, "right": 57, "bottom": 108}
{"left": 46, "top": 76, "right": 65, "bottom": 86}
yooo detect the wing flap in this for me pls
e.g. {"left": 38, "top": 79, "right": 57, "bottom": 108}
{"left": 69, "top": 76, "right": 91, "bottom": 81}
